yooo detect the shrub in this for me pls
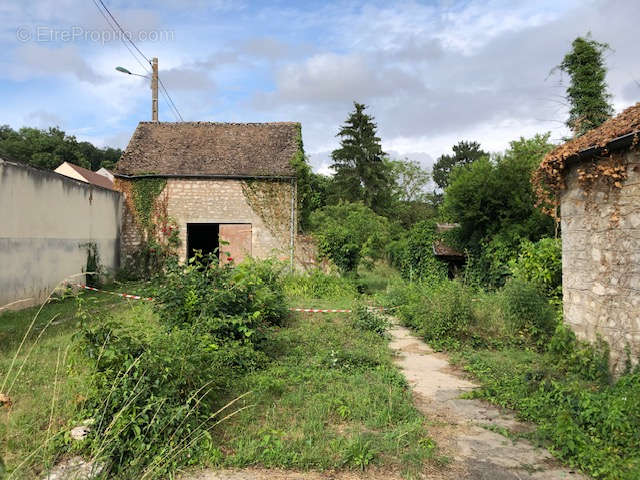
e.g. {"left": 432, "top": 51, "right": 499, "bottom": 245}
{"left": 73, "top": 256, "right": 288, "bottom": 478}
{"left": 155, "top": 256, "right": 288, "bottom": 334}
{"left": 351, "top": 305, "right": 390, "bottom": 337}
{"left": 310, "top": 202, "right": 390, "bottom": 272}
{"left": 391, "top": 280, "right": 477, "bottom": 350}
{"left": 396, "top": 220, "right": 448, "bottom": 284}
{"left": 283, "top": 270, "right": 357, "bottom": 300}
{"left": 500, "top": 279, "right": 556, "bottom": 345}
{"left": 510, "top": 237, "right": 562, "bottom": 301}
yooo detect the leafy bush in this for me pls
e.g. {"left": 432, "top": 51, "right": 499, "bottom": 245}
{"left": 394, "top": 220, "right": 448, "bottom": 283}
{"left": 74, "top": 257, "right": 288, "bottom": 478}
{"left": 310, "top": 202, "right": 389, "bottom": 272}
{"left": 500, "top": 279, "right": 556, "bottom": 345}
{"left": 391, "top": 280, "right": 478, "bottom": 350}
{"left": 155, "top": 255, "right": 288, "bottom": 334}
{"left": 461, "top": 347, "right": 640, "bottom": 480}
{"left": 351, "top": 305, "right": 390, "bottom": 336}
{"left": 283, "top": 270, "right": 357, "bottom": 299}
{"left": 510, "top": 237, "right": 562, "bottom": 301}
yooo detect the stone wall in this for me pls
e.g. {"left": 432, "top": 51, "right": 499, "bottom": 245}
{"left": 0, "top": 159, "right": 122, "bottom": 309}
{"left": 118, "top": 177, "right": 295, "bottom": 263}
{"left": 561, "top": 150, "right": 640, "bottom": 373}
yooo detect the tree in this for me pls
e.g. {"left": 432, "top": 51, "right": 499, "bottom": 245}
{"left": 0, "top": 125, "right": 122, "bottom": 171}
{"left": 554, "top": 34, "right": 613, "bottom": 136}
{"left": 330, "top": 102, "right": 392, "bottom": 214}
{"left": 310, "top": 202, "right": 389, "bottom": 272}
{"left": 386, "top": 157, "right": 431, "bottom": 203}
{"left": 442, "top": 134, "right": 555, "bottom": 250}
{"left": 432, "top": 140, "right": 487, "bottom": 191}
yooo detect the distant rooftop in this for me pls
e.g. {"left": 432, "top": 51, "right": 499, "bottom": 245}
{"left": 54, "top": 162, "right": 115, "bottom": 190}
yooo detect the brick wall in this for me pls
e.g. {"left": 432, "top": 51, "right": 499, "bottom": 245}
{"left": 118, "top": 177, "right": 294, "bottom": 264}
{"left": 561, "top": 150, "right": 640, "bottom": 373}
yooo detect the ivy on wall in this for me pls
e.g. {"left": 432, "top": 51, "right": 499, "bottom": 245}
{"left": 115, "top": 177, "right": 181, "bottom": 278}
{"left": 241, "top": 179, "right": 292, "bottom": 238}
{"left": 289, "top": 123, "right": 313, "bottom": 231}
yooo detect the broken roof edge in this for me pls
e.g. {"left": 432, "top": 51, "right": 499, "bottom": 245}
{"left": 569, "top": 129, "right": 639, "bottom": 166}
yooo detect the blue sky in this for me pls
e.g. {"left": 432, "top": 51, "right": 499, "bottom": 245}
{"left": 1, "top": 0, "right": 639, "bottom": 173}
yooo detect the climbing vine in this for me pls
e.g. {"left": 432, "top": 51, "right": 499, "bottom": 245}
{"left": 289, "top": 123, "right": 313, "bottom": 231}
{"left": 241, "top": 179, "right": 292, "bottom": 238}
{"left": 533, "top": 104, "right": 640, "bottom": 219}
{"left": 115, "top": 178, "right": 181, "bottom": 279}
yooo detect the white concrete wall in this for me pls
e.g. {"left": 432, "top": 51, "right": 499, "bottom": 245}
{"left": 0, "top": 159, "right": 123, "bottom": 309}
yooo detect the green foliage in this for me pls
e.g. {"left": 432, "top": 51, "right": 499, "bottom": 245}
{"left": 499, "top": 279, "right": 556, "bottom": 346}
{"left": 284, "top": 270, "right": 358, "bottom": 300}
{"left": 76, "top": 257, "right": 288, "bottom": 477}
{"left": 289, "top": 124, "right": 314, "bottom": 231}
{"left": 432, "top": 140, "right": 487, "bottom": 191}
{"left": 120, "top": 179, "right": 182, "bottom": 280}
{"left": 220, "top": 310, "right": 436, "bottom": 474}
{"left": 330, "top": 102, "right": 392, "bottom": 214}
{"left": 393, "top": 220, "right": 448, "bottom": 283}
{"left": 81, "top": 241, "right": 102, "bottom": 288}
{"left": 131, "top": 178, "right": 167, "bottom": 230}
{"left": 554, "top": 34, "right": 613, "bottom": 136}
{"left": 310, "top": 202, "right": 390, "bottom": 272}
{"left": 459, "top": 343, "right": 639, "bottom": 480}
{"left": 0, "top": 125, "right": 121, "bottom": 171}
{"left": 391, "top": 280, "right": 479, "bottom": 350}
{"left": 386, "top": 157, "right": 431, "bottom": 203}
{"left": 443, "top": 134, "right": 555, "bottom": 253}
{"left": 155, "top": 256, "right": 288, "bottom": 332}
{"left": 510, "top": 237, "right": 562, "bottom": 301}
{"left": 351, "top": 306, "right": 390, "bottom": 337}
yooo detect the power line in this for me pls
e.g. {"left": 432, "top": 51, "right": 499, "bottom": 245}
{"left": 97, "top": 0, "right": 151, "bottom": 65}
{"left": 158, "top": 76, "right": 184, "bottom": 121}
{"left": 92, "top": 0, "right": 185, "bottom": 121}
{"left": 91, "top": 0, "right": 150, "bottom": 74}
{"left": 159, "top": 86, "right": 181, "bottom": 121}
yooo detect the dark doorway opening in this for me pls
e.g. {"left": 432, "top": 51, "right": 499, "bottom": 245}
{"left": 187, "top": 223, "right": 219, "bottom": 262}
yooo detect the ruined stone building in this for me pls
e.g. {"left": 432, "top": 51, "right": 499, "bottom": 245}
{"left": 539, "top": 103, "right": 640, "bottom": 372}
{"left": 114, "top": 121, "right": 301, "bottom": 266}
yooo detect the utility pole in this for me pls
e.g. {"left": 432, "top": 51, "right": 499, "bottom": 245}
{"left": 151, "top": 57, "right": 158, "bottom": 122}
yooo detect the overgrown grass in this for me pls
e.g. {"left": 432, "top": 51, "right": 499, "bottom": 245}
{"left": 0, "top": 290, "right": 128, "bottom": 478}
{"left": 386, "top": 276, "right": 640, "bottom": 480}
{"left": 1, "top": 266, "right": 437, "bottom": 479}
{"left": 215, "top": 311, "right": 437, "bottom": 477}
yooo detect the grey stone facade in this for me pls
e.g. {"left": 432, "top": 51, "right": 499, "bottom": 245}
{"left": 561, "top": 150, "right": 640, "bottom": 373}
{"left": 119, "top": 178, "right": 294, "bottom": 263}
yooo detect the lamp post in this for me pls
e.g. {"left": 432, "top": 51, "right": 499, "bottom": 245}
{"left": 115, "top": 57, "right": 159, "bottom": 122}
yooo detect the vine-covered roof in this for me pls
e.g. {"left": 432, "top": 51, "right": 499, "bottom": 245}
{"left": 536, "top": 102, "right": 640, "bottom": 190}
{"left": 116, "top": 121, "right": 300, "bottom": 178}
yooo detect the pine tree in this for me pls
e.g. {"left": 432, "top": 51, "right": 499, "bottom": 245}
{"left": 330, "top": 102, "right": 391, "bottom": 213}
{"left": 555, "top": 34, "right": 613, "bottom": 136}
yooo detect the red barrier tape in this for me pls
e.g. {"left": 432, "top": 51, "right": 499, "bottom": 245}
{"left": 70, "top": 284, "right": 391, "bottom": 314}
{"left": 71, "top": 284, "right": 154, "bottom": 301}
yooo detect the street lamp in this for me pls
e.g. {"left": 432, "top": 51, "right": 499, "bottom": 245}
{"left": 115, "top": 66, "right": 148, "bottom": 78}
{"left": 115, "top": 57, "right": 158, "bottom": 122}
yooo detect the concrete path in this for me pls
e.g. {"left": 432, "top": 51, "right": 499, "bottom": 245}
{"left": 179, "top": 323, "right": 589, "bottom": 480}
{"left": 389, "top": 323, "right": 587, "bottom": 480}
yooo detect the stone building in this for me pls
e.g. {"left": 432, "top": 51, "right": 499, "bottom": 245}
{"left": 114, "top": 121, "right": 300, "bottom": 266}
{"left": 539, "top": 103, "right": 640, "bottom": 373}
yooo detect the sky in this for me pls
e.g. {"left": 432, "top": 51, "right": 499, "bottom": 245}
{"left": 1, "top": 0, "right": 639, "bottom": 174}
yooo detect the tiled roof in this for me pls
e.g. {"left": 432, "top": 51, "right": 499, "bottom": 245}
{"left": 115, "top": 121, "right": 301, "bottom": 177}
{"left": 64, "top": 162, "right": 115, "bottom": 190}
